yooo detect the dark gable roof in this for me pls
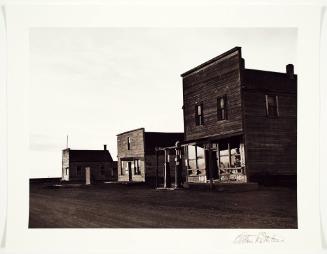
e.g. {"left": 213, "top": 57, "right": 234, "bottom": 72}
{"left": 144, "top": 132, "right": 184, "bottom": 154}
{"left": 244, "top": 69, "right": 297, "bottom": 93}
{"left": 69, "top": 149, "right": 113, "bottom": 162}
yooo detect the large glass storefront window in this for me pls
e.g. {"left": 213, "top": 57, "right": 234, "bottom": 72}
{"left": 188, "top": 145, "right": 196, "bottom": 170}
{"left": 197, "top": 146, "right": 205, "bottom": 169}
{"left": 121, "top": 160, "right": 142, "bottom": 176}
{"left": 186, "top": 145, "right": 205, "bottom": 176}
{"left": 185, "top": 136, "right": 246, "bottom": 183}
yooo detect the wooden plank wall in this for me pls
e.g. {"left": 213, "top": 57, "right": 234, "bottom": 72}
{"left": 69, "top": 161, "right": 115, "bottom": 181}
{"left": 243, "top": 70, "right": 297, "bottom": 179}
{"left": 117, "top": 128, "right": 146, "bottom": 181}
{"left": 182, "top": 48, "right": 243, "bottom": 141}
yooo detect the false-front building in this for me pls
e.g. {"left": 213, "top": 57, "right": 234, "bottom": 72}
{"left": 117, "top": 128, "right": 184, "bottom": 184}
{"left": 62, "top": 145, "right": 117, "bottom": 182}
{"left": 181, "top": 47, "right": 297, "bottom": 184}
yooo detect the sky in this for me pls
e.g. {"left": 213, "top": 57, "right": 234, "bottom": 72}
{"left": 29, "top": 27, "right": 297, "bottom": 178}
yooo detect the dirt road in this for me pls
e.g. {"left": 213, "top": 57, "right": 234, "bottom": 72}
{"left": 29, "top": 183, "right": 297, "bottom": 228}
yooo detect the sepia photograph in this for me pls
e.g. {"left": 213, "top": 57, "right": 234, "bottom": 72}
{"left": 28, "top": 27, "right": 297, "bottom": 229}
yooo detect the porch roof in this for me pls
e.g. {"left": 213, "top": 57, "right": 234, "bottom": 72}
{"left": 181, "top": 131, "right": 243, "bottom": 146}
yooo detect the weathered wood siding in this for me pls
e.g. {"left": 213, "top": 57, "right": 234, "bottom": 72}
{"left": 117, "top": 128, "right": 145, "bottom": 182}
{"left": 143, "top": 132, "right": 184, "bottom": 184}
{"left": 144, "top": 153, "right": 181, "bottom": 184}
{"left": 182, "top": 48, "right": 243, "bottom": 141}
{"left": 242, "top": 70, "right": 297, "bottom": 179}
{"left": 69, "top": 161, "right": 115, "bottom": 181}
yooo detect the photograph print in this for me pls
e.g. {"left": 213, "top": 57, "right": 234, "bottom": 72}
{"left": 29, "top": 27, "right": 297, "bottom": 229}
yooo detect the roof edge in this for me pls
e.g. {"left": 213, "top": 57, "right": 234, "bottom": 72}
{"left": 245, "top": 68, "right": 297, "bottom": 76}
{"left": 116, "top": 127, "right": 145, "bottom": 136}
{"left": 181, "top": 46, "right": 242, "bottom": 78}
{"left": 145, "top": 131, "right": 184, "bottom": 135}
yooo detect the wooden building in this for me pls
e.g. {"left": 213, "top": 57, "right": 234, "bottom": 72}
{"left": 117, "top": 128, "right": 184, "bottom": 184}
{"left": 181, "top": 47, "right": 297, "bottom": 184}
{"left": 62, "top": 145, "right": 117, "bottom": 182}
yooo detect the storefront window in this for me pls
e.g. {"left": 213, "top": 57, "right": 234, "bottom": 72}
{"left": 230, "top": 148, "right": 241, "bottom": 167}
{"left": 121, "top": 161, "right": 130, "bottom": 175}
{"left": 134, "top": 159, "right": 141, "bottom": 175}
{"left": 219, "top": 149, "right": 230, "bottom": 170}
{"left": 188, "top": 145, "right": 196, "bottom": 170}
{"left": 187, "top": 145, "right": 206, "bottom": 175}
{"left": 197, "top": 146, "right": 205, "bottom": 169}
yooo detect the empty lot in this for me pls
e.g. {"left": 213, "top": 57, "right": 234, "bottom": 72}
{"left": 29, "top": 183, "right": 297, "bottom": 228}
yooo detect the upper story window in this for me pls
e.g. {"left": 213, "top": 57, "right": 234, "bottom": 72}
{"left": 265, "top": 95, "right": 279, "bottom": 117}
{"left": 127, "top": 137, "right": 131, "bottom": 150}
{"left": 217, "top": 96, "right": 228, "bottom": 121}
{"left": 195, "top": 103, "right": 204, "bottom": 126}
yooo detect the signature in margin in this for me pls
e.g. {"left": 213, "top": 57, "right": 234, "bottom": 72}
{"left": 233, "top": 232, "right": 284, "bottom": 244}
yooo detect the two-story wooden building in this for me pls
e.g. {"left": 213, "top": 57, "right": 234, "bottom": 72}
{"left": 181, "top": 47, "right": 297, "bottom": 184}
{"left": 62, "top": 145, "right": 117, "bottom": 183}
{"left": 117, "top": 128, "right": 184, "bottom": 184}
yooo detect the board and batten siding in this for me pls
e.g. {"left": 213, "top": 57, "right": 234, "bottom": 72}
{"left": 182, "top": 47, "right": 243, "bottom": 141}
{"left": 242, "top": 70, "right": 297, "bottom": 178}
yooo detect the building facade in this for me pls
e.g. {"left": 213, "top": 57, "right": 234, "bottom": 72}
{"left": 62, "top": 145, "right": 117, "bottom": 182}
{"left": 181, "top": 47, "right": 297, "bottom": 184}
{"left": 117, "top": 128, "right": 184, "bottom": 184}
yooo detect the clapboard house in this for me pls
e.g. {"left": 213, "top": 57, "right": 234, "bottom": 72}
{"left": 181, "top": 47, "right": 297, "bottom": 184}
{"left": 117, "top": 128, "right": 184, "bottom": 184}
{"left": 62, "top": 145, "right": 117, "bottom": 182}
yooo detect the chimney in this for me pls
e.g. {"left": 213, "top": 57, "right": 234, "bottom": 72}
{"left": 240, "top": 58, "right": 245, "bottom": 70}
{"left": 286, "top": 64, "right": 294, "bottom": 79}
{"left": 104, "top": 144, "right": 107, "bottom": 150}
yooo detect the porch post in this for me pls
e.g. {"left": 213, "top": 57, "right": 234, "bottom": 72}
{"left": 174, "top": 141, "right": 182, "bottom": 188}
{"left": 217, "top": 143, "right": 220, "bottom": 180}
{"left": 164, "top": 149, "right": 171, "bottom": 188}
{"left": 208, "top": 142, "right": 214, "bottom": 190}
{"left": 155, "top": 147, "right": 159, "bottom": 188}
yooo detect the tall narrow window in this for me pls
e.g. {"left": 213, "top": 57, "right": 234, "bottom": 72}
{"left": 217, "top": 95, "right": 227, "bottom": 121}
{"left": 195, "top": 103, "right": 203, "bottom": 126}
{"left": 265, "top": 95, "right": 279, "bottom": 117}
{"left": 127, "top": 137, "right": 131, "bottom": 150}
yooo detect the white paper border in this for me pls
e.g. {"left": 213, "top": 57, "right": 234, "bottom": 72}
{"left": 2, "top": 2, "right": 323, "bottom": 253}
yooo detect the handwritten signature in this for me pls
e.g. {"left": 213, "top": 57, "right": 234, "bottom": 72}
{"left": 233, "top": 232, "right": 284, "bottom": 244}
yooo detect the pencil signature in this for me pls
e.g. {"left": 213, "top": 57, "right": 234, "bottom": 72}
{"left": 233, "top": 232, "right": 284, "bottom": 244}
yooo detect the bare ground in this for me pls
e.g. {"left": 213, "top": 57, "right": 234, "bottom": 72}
{"left": 29, "top": 183, "right": 297, "bottom": 228}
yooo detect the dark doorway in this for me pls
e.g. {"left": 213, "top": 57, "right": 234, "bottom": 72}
{"left": 128, "top": 161, "right": 132, "bottom": 181}
{"left": 205, "top": 150, "right": 219, "bottom": 180}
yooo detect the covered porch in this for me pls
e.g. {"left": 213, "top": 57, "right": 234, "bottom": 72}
{"left": 155, "top": 133, "right": 247, "bottom": 189}
{"left": 183, "top": 135, "right": 247, "bottom": 184}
